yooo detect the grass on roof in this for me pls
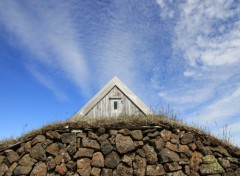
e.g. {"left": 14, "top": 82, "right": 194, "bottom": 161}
{"left": 0, "top": 114, "right": 239, "bottom": 154}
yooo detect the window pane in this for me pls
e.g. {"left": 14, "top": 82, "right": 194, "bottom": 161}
{"left": 114, "top": 101, "right": 118, "bottom": 109}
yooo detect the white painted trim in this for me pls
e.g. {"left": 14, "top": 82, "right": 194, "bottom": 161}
{"left": 71, "top": 76, "right": 154, "bottom": 119}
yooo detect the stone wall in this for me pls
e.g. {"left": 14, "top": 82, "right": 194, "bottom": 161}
{"left": 0, "top": 125, "right": 240, "bottom": 176}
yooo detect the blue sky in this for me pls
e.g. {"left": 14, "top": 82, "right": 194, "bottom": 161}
{"left": 0, "top": 0, "right": 240, "bottom": 146}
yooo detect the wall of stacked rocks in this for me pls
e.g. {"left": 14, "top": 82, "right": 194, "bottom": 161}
{"left": 0, "top": 125, "right": 240, "bottom": 176}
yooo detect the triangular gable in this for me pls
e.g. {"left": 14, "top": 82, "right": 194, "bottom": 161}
{"left": 72, "top": 76, "right": 153, "bottom": 119}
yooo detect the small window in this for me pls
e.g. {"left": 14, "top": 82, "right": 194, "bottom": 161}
{"left": 114, "top": 101, "right": 118, "bottom": 110}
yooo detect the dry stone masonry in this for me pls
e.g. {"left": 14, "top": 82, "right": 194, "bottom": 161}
{"left": 0, "top": 124, "right": 240, "bottom": 176}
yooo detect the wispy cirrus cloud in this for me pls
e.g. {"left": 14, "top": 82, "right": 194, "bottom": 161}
{"left": 0, "top": 1, "right": 89, "bottom": 98}
{"left": 154, "top": 0, "right": 240, "bottom": 142}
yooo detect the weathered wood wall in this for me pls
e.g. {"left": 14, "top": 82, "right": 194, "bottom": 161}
{"left": 85, "top": 86, "right": 144, "bottom": 118}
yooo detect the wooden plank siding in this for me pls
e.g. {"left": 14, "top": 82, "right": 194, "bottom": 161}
{"left": 85, "top": 86, "right": 144, "bottom": 118}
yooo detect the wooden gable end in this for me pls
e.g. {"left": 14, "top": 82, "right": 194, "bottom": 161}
{"left": 84, "top": 86, "right": 144, "bottom": 118}
{"left": 71, "top": 76, "right": 153, "bottom": 120}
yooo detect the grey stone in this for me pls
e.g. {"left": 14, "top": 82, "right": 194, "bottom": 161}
{"left": 100, "top": 139, "right": 114, "bottom": 155}
{"left": 104, "top": 151, "right": 121, "bottom": 169}
{"left": 47, "top": 156, "right": 56, "bottom": 171}
{"left": 19, "top": 154, "right": 36, "bottom": 167}
{"left": 181, "top": 132, "right": 194, "bottom": 144}
{"left": 101, "top": 168, "right": 113, "bottom": 176}
{"left": 82, "top": 137, "right": 100, "bottom": 150}
{"left": 61, "top": 133, "right": 76, "bottom": 144}
{"left": 30, "top": 162, "right": 47, "bottom": 176}
{"left": 14, "top": 166, "right": 32, "bottom": 175}
{"left": 159, "top": 148, "right": 180, "bottom": 163}
{"left": 30, "top": 143, "right": 46, "bottom": 161}
{"left": 116, "top": 163, "right": 133, "bottom": 176}
{"left": 46, "top": 131, "right": 61, "bottom": 139}
{"left": 6, "top": 150, "right": 20, "bottom": 164}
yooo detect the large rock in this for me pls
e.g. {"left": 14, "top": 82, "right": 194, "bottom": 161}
{"left": 159, "top": 148, "right": 180, "bottom": 163}
{"left": 19, "top": 154, "right": 36, "bottom": 167}
{"left": 82, "top": 137, "right": 100, "bottom": 150}
{"left": 46, "top": 131, "right": 61, "bottom": 139}
{"left": 55, "top": 164, "right": 67, "bottom": 175}
{"left": 164, "top": 162, "right": 182, "bottom": 171}
{"left": 92, "top": 152, "right": 104, "bottom": 168}
{"left": 74, "top": 148, "right": 94, "bottom": 158}
{"left": 166, "top": 170, "right": 186, "bottom": 176}
{"left": 77, "top": 158, "right": 91, "bottom": 176}
{"left": 122, "top": 153, "right": 135, "bottom": 167}
{"left": 67, "top": 142, "right": 77, "bottom": 156}
{"left": 101, "top": 168, "right": 113, "bottom": 176}
{"left": 160, "top": 130, "right": 171, "bottom": 142}
{"left": 0, "top": 163, "right": 8, "bottom": 176}
{"left": 143, "top": 144, "right": 158, "bottom": 164}
{"left": 91, "top": 167, "right": 101, "bottom": 176}
{"left": 6, "top": 150, "right": 20, "bottom": 164}
{"left": 14, "top": 165, "right": 32, "bottom": 175}
{"left": 152, "top": 137, "right": 165, "bottom": 151}
{"left": 46, "top": 156, "right": 56, "bottom": 171}
{"left": 181, "top": 132, "right": 194, "bottom": 145}
{"left": 30, "top": 143, "right": 46, "bottom": 161}
{"left": 0, "top": 156, "right": 5, "bottom": 165}
{"left": 61, "top": 133, "right": 76, "bottom": 144}
{"left": 199, "top": 155, "right": 224, "bottom": 175}
{"left": 190, "top": 152, "right": 203, "bottom": 171}
{"left": 210, "top": 146, "right": 230, "bottom": 157}
{"left": 116, "top": 134, "right": 135, "bottom": 154}
{"left": 116, "top": 163, "right": 133, "bottom": 176}
{"left": 104, "top": 151, "right": 121, "bottom": 169}
{"left": 100, "top": 139, "right": 114, "bottom": 155}
{"left": 31, "top": 135, "right": 46, "bottom": 146}
{"left": 131, "top": 130, "right": 143, "bottom": 140}
{"left": 133, "top": 155, "right": 146, "bottom": 176}
{"left": 165, "top": 142, "right": 179, "bottom": 152}
{"left": 5, "top": 162, "right": 17, "bottom": 176}
{"left": 30, "top": 162, "right": 47, "bottom": 176}
{"left": 146, "top": 164, "right": 165, "bottom": 175}
{"left": 46, "top": 143, "right": 60, "bottom": 156}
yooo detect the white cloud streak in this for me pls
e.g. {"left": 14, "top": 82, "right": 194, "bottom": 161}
{"left": 174, "top": 0, "right": 240, "bottom": 67}
{"left": 155, "top": 0, "right": 175, "bottom": 19}
{"left": 0, "top": 1, "right": 89, "bottom": 98}
{"left": 27, "top": 65, "right": 69, "bottom": 102}
{"left": 154, "top": 0, "right": 240, "bottom": 144}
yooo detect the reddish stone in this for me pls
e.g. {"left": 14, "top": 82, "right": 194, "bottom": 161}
{"left": 190, "top": 152, "right": 203, "bottom": 171}
{"left": 55, "top": 164, "right": 67, "bottom": 175}
{"left": 92, "top": 152, "right": 104, "bottom": 168}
